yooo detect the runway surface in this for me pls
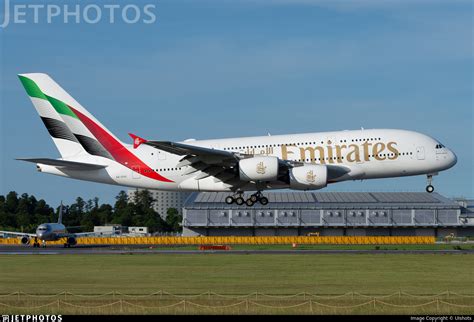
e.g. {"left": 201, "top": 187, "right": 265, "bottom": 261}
{"left": 0, "top": 245, "right": 472, "bottom": 255}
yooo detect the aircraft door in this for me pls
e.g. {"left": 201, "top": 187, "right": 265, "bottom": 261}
{"left": 132, "top": 166, "right": 141, "bottom": 179}
{"left": 416, "top": 146, "right": 425, "bottom": 160}
{"left": 156, "top": 150, "right": 166, "bottom": 160}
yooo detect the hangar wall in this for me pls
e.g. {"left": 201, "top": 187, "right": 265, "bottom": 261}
{"left": 182, "top": 192, "right": 473, "bottom": 237}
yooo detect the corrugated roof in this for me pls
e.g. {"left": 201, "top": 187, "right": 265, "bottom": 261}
{"left": 371, "top": 192, "right": 440, "bottom": 203}
{"left": 314, "top": 192, "right": 377, "bottom": 203}
{"left": 187, "top": 191, "right": 457, "bottom": 208}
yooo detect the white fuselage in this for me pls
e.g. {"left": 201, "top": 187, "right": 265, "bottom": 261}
{"left": 36, "top": 223, "right": 66, "bottom": 241}
{"left": 37, "top": 129, "right": 457, "bottom": 192}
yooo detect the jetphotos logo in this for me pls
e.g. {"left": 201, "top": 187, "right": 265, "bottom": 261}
{"left": 2, "top": 315, "right": 62, "bottom": 322}
{"left": 1, "top": 0, "right": 157, "bottom": 29}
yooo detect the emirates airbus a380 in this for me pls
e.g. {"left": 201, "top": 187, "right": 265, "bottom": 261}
{"left": 17, "top": 73, "right": 457, "bottom": 207}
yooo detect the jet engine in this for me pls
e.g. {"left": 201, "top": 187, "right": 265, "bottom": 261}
{"left": 289, "top": 164, "right": 328, "bottom": 190}
{"left": 20, "top": 236, "right": 30, "bottom": 245}
{"left": 239, "top": 156, "right": 279, "bottom": 182}
{"left": 67, "top": 237, "right": 77, "bottom": 246}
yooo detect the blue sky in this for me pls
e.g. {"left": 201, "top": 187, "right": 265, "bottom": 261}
{"left": 0, "top": 0, "right": 472, "bottom": 207}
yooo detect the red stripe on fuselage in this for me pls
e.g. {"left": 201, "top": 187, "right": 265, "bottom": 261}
{"left": 69, "top": 106, "right": 173, "bottom": 183}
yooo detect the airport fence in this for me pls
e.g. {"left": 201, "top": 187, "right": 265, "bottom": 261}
{"left": 0, "top": 235, "right": 436, "bottom": 246}
{"left": 0, "top": 290, "right": 472, "bottom": 314}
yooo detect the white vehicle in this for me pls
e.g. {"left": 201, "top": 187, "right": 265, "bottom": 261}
{"left": 0, "top": 203, "right": 93, "bottom": 247}
{"left": 17, "top": 73, "right": 457, "bottom": 207}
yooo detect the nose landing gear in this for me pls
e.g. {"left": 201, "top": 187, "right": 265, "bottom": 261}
{"left": 225, "top": 191, "right": 269, "bottom": 206}
{"left": 426, "top": 175, "right": 435, "bottom": 193}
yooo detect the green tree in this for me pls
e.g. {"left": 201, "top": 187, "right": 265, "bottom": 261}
{"left": 165, "top": 208, "right": 182, "bottom": 232}
{"left": 16, "top": 193, "right": 33, "bottom": 231}
{"left": 131, "top": 190, "right": 155, "bottom": 227}
{"left": 112, "top": 191, "right": 131, "bottom": 225}
{"left": 33, "top": 199, "right": 54, "bottom": 224}
{"left": 79, "top": 198, "right": 101, "bottom": 231}
{"left": 97, "top": 204, "right": 113, "bottom": 225}
{"left": 126, "top": 190, "right": 169, "bottom": 233}
{"left": 5, "top": 191, "right": 18, "bottom": 213}
{"left": 65, "top": 197, "right": 86, "bottom": 226}
{"left": 114, "top": 191, "right": 129, "bottom": 210}
{"left": 0, "top": 195, "right": 13, "bottom": 229}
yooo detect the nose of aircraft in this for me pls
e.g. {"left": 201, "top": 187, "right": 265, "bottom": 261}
{"left": 448, "top": 149, "right": 457, "bottom": 168}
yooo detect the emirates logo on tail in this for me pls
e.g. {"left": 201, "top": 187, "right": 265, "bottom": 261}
{"left": 129, "top": 133, "right": 148, "bottom": 149}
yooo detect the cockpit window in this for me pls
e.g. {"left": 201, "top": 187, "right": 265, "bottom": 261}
{"left": 435, "top": 144, "right": 445, "bottom": 149}
{"left": 38, "top": 227, "right": 47, "bottom": 231}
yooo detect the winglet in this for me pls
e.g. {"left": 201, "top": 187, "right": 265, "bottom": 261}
{"left": 128, "top": 133, "right": 148, "bottom": 149}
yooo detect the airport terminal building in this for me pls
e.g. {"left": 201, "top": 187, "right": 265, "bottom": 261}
{"left": 182, "top": 192, "right": 474, "bottom": 237}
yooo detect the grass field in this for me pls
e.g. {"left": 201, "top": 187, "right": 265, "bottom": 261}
{"left": 0, "top": 253, "right": 473, "bottom": 314}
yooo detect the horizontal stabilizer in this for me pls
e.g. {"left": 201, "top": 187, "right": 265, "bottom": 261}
{"left": 17, "top": 158, "right": 107, "bottom": 170}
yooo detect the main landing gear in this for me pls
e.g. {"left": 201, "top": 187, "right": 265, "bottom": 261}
{"left": 225, "top": 191, "right": 269, "bottom": 207}
{"left": 426, "top": 175, "right": 435, "bottom": 193}
{"left": 32, "top": 237, "right": 40, "bottom": 248}
{"left": 64, "top": 240, "right": 72, "bottom": 248}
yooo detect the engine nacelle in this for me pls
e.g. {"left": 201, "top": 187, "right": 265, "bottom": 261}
{"left": 20, "top": 236, "right": 30, "bottom": 245}
{"left": 239, "top": 156, "right": 279, "bottom": 182}
{"left": 67, "top": 237, "right": 77, "bottom": 246}
{"left": 289, "top": 165, "right": 328, "bottom": 190}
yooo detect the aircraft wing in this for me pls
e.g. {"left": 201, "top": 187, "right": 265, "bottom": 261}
{"left": 17, "top": 158, "right": 108, "bottom": 170}
{"left": 146, "top": 141, "right": 234, "bottom": 158}
{"left": 145, "top": 141, "right": 240, "bottom": 165}
{"left": 56, "top": 231, "right": 96, "bottom": 239}
{"left": 73, "top": 232, "right": 97, "bottom": 237}
{"left": 0, "top": 230, "right": 36, "bottom": 238}
{"left": 142, "top": 139, "right": 253, "bottom": 183}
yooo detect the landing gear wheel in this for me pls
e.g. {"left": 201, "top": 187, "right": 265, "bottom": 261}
{"left": 259, "top": 197, "right": 269, "bottom": 205}
{"left": 235, "top": 197, "right": 244, "bottom": 205}
{"left": 245, "top": 199, "right": 255, "bottom": 207}
{"left": 250, "top": 195, "right": 258, "bottom": 203}
{"left": 225, "top": 196, "right": 235, "bottom": 204}
{"left": 426, "top": 175, "right": 434, "bottom": 193}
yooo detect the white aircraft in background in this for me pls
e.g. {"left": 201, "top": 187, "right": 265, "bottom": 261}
{"left": 0, "top": 203, "right": 93, "bottom": 247}
{"left": 17, "top": 73, "right": 457, "bottom": 207}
